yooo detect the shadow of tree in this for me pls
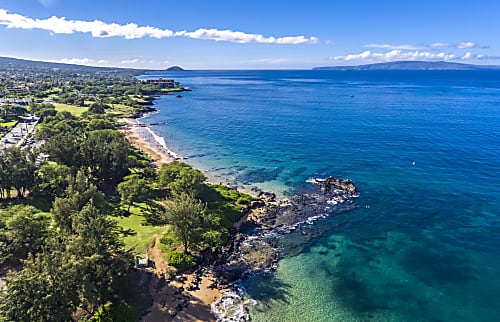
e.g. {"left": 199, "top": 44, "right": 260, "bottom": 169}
{"left": 117, "top": 227, "right": 137, "bottom": 237}
{"left": 244, "top": 274, "right": 292, "bottom": 311}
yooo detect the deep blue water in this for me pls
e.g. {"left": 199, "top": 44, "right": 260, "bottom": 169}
{"left": 141, "top": 70, "right": 500, "bottom": 321}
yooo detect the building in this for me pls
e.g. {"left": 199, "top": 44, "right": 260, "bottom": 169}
{"left": 5, "top": 86, "right": 27, "bottom": 93}
{"left": 0, "top": 98, "right": 33, "bottom": 106}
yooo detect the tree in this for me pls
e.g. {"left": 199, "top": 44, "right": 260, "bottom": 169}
{"left": 117, "top": 174, "right": 149, "bottom": 212}
{"left": 0, "top": 147, "right": 36, "bottom": 198}
{"left": 34, "top": 162, "right": 72, "bottom": 201}
{"left": 86, "top": 118, "right": 115, "bottom": 131}
{"left": 51, "top": 170, "right": 106, "bottom": 234}
{"left": 0, "top": 252, "right": 79, "bottom": 322}
{"left": 158, "top": 161, "right": 206, "bottom": 196}
{"left": 88, "top": 102, "right": 108, "bottom": 114}
{"left": 1, "top": 173, "right": 131, "bottom": 320}
{"left": 0, "top": 205, "right": 50, "bottom": 265}
{"left": 161, "top": 193, "right": 206, "bottom": 253}
{"left": 0, "top": 156, "right": 13, "bottom": 199}
{"left": 92, "top": 302, "right": 140, "bottom": 322}
{"left": 80, "top": 129, "right": 131, "bottom": 189}
{"left": 43, "top": 131, "right": 82, "bottom": 166}
{"left": 65, "top": 202, "right": 131, "bottom": 314}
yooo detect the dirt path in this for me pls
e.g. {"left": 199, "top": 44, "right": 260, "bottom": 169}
{"left": 148, "top": 235, "right": 170, "bottom": 275}
{"left": 141, "top": 236, "right": 220, "bottom": 322}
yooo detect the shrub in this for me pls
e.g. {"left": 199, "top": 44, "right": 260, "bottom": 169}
{"left": 236, "top": 196, "right": 250, "bottom": 205}
{"left": 92, "top": 302, "right": 140, "bottom": 322}
{"left": 211, "top": 184, "right": 256, "bottom": 205}
{"left": 159, "top": 231, "right": 177, "bottom": 252}
{"left": 166, "top": 251, "right": 196, "bottom": 271}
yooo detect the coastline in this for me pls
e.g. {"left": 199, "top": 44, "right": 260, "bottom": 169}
{"left": 120, "top": 117, "right": 179, "bottom": 167}
{"left": 120, "top": 115, "right": 276, "bottom": 321}
{"left": 120, "top": 116, "right": 228, "bottom": 321}
{"left": 120, "top": 115, "right": 261, "bottom": 199}
{"left": 120, "top": 114, "right": 359, "bottom": 321}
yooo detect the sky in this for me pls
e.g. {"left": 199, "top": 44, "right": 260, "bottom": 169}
{"left": 1, "top": 0, "right": 500, "bottom": 69}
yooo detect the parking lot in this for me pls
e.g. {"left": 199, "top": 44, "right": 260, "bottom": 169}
{"left": 0, "top": 114, "right": 39, "bottom": 149}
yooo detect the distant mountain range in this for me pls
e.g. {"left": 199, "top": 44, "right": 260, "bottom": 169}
{"left": 0, "top": 56, "right": 145, "bottom": 73}
{"left": 0, "top": 56, "right": 184, "bottom": 74}
{"left": 313, "top": 61, "right": 500, "bottom": 71}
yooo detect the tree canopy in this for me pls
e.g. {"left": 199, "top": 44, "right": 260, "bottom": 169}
{"left": 161, "top": 192, "right": 206, "bottom": 253}
{"left": 1, "top": 173, "right": 131, "bottom": 320}
{"left": 0, "top": 147, "right": 36, "bottom": 199}
{"left": 117, "top": 174, "right": 150, "bottom": 212}
{"left": 158, "top": 161, "right": 206, "bottom": 196}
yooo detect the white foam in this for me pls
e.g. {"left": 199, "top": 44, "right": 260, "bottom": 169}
{"left": 211, "top": 289, "right": 254, "bottom": 322}
{"left": 144, "top": 126, "right": 181, "bottom": 159}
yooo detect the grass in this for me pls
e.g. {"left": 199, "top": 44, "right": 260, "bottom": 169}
{"left": 53, "top": 103, "right": 89, "bottom": 116}
{"left": 106, "top": 103, "right": 135, "bottom": 117}
{"left": 0, "top": 119, "right": 18, "bottom": 127}
{"left": 113, "top": 204, "right": 169, "bottom": 255}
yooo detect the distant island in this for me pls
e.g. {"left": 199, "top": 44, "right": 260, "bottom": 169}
{"left": 313, "top": 60, "right": 500, "bottom": 71}
{"left": 165, "top": 65, "right": 185, "bottom": 71}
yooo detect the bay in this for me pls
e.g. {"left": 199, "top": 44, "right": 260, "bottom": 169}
{"left": 141, "top": 70, "right": 500, "bottom": 321}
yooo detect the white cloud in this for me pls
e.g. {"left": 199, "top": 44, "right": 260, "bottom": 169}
{"left": 177, "top": 28, "right": 317, "bottom": 44}
{"left": 121, "top": 58, "right": 140, "bottom": 64}
{"left": 0, "top": 9, "right": 317, "bottom": 44}
{"left": 364, "top": 44, "right": 425, "bottom": 50}
{"left": 54, "top": 57, "right": 93, "bottom": 65}
{"left": 430, "top": 42, "right": 449, "bottom": 48}
{"left": 457, "top": 41, "right": 475, "bottom": 49}
{"left": 330, "top": 50, "right": 459, "bottom": 62}
{"left": 51, "top": 57, "right": 115, "bottom": 66}
{"left": 460, "top": 52, "right": 500, "bottom": 60}
{"left": 431, "top": 41, "right": 476, "bottom": 49}
{"left": 253, "top": 58, "right": 289, "bottom": 64}
{"left": 460, "top": 52, "right": 473, "bottom": 60}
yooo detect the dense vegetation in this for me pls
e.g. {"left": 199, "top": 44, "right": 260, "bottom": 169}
{"left": 0, "top": 62, "right": 254, "bottom": 321}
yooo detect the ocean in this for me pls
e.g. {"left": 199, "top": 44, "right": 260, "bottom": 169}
{"left": 140, "top": 70, "right": 500, "bottom": 321}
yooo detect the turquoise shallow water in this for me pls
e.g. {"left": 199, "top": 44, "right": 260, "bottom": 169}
{"left": 141, "top": 70, "right": 500, "bottom": 321}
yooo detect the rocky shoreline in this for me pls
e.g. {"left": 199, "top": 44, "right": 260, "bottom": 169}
{"left": 209, "top": 177, "right": 358, "bottom": 321}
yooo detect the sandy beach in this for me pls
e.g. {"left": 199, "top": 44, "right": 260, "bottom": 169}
{"left": 120, "top": 117, "right": 178, "bottom": 166}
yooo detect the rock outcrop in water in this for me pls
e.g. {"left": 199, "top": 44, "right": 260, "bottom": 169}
{"left": 246, "top": 177, "right": 358, "bottom": 231}
{"left": 311, "top": 176, "right": 357, "bottom": 195}
{"left": 211, "top": 176, "right": 358, "bottom": 320}
{"left": 213, "top": 176, "right": 358, "bottom": 283}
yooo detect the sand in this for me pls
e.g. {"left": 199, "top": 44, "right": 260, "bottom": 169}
{"left": 120, "top": 118, "right": 176, "bottom": 167}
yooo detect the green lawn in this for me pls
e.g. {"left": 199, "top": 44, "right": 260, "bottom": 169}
{"left": 53, "top": 103, "right": 89, "bottom": 116}
{"left": 0, "top": 119, "right": 18, "bottom": 127}
{"left": 113, "top": 205, "right": 169, "bottom": 255}
{"left": 106, "top": 103, "right": 135, "bottom": 117}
